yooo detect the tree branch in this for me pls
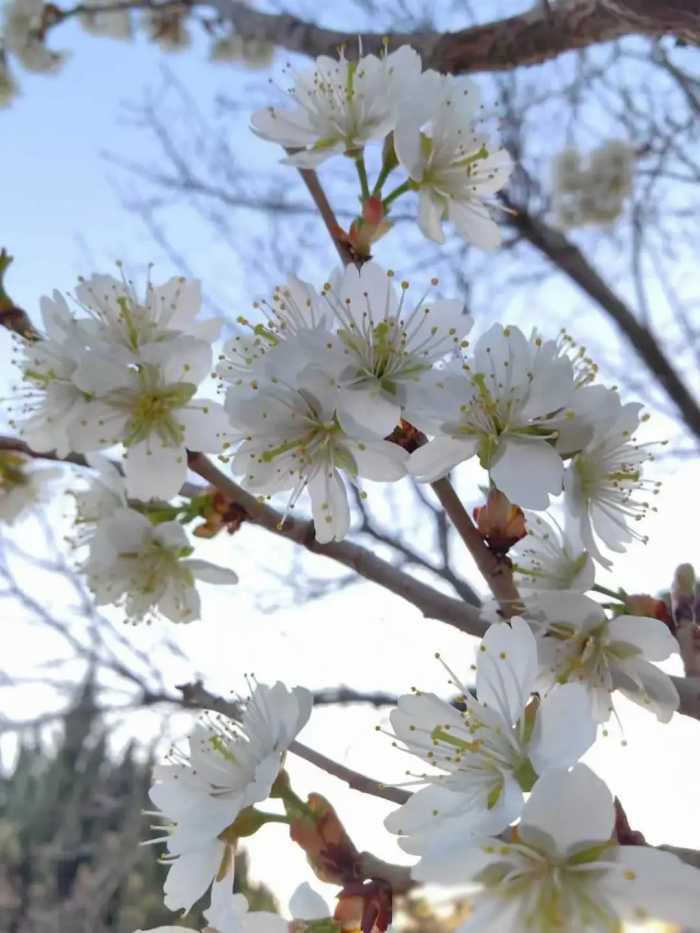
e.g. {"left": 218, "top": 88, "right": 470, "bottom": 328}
{"left": 505, "top": 199, "right": 700, "bottom": 443}
{"left": 209, "top": 0, "right": 700, "bottom": 74}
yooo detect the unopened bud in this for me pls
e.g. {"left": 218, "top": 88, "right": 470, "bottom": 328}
{"left": 384, "top": 419, "right": 426, "bottom": 453}
{"left": 672, "top": 564, "right": 700, "bottom": 676}
{"left": 624, "top": 594, "right": 673, "bottom": 632}
{"left": 473, "top": 488, "right": 526, "bottom": 557}
{"left": 289, "top": 793, "right": 359, "bottom": 886}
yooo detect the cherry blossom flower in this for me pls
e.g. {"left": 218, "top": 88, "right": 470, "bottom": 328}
{"left": 79, "top": 0, "right": 131, "bottom": 39}
{"left": 226, "top": 346, "right": 408, "bottom": 543}
{"left": 72, "top": 453, "right": 127, "bottom": 528}
{"left": 70, "top": 340, "right": 229, "bottom": 500}
{"left": 528, "top": 591, "right": 679, "bottom": 722}
{"left": 394, "top": 73, "right": 512, "bottom": 248}
{"left": 85, "top": 507, "right": 237, "bottom": 623}
{"left": 147, "top": 682, "right": 312, "bottom": 913}
{"left": 0, "top": 451, "right": 61, "bottom": 524}
{"left": 511, "top": 510, "right": 595, "bottom": 592}
{"left": 384, "top": 620, "right": 596, "bottom": 868}
{"left": 552, "top": 140, "right": 634, "bottom": 229}
{"left": 11, "top": 291, "right": 87, "bottom": 456}
{"left": 251, "top": 44, "right": 423, "bottom": 167}
{"left": 414, "top": 764, "right": 700, "bottom": 932}
{"left": 408, "top": 324, "right": 580, "bottom": 509}
{"left": 72, "top": 270, "right": 221, "bottom": 362}
{"left": 564, "top": 400, "right": 658, "bottom": 568}
{"left": 319, "top": 261, "right": 472, "bottom": 436}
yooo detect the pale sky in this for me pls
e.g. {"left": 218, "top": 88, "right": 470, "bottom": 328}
{"left": 2, "top": 9, "right": 699, "bottom": 931}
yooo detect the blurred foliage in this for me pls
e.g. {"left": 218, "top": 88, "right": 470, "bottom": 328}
{"left": 0, "top": 679, "right": 276, "bottom": 932}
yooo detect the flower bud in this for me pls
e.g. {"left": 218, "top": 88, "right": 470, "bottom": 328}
{"left": 473, "top": 488, "right": 526, "bottom": 556}
{"left": 335, "top": 880, "right": 392, "bottom": 933}
{"left": 289, "top": 793, "right": 359, "bottom": 886}
{"left": 624, "top": 594, "right": 673, "bottom": 632}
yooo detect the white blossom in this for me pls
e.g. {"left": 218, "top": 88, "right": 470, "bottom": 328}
{"left": 226, "top": 341, "right": 408, "bottom": 543}
{"left": 414, "top": 764, "right": 700, "bottom": 932}
{"left": 11, "top": 291, "right": 87, "bottom": 456}
{"left": 210, "top": 33, "right": 274, "bottom": 69}
{"left": 251, "top": 44, "right": 423, "bottom": 167}
{"left": 70, "top": 340, "right": 229, "bottom": 500}
{"left": 564, "top": 400, "right": 657, "bottom": 568}
{"left": 385, "top": 620, "right": 596, "bottom": 868}
{"left": 511, "top": 511, "right": 595, "bottom": 592}
{"left": 85, "top": 507, "right": 237, "bottom": 623}
{"left": 2, "top": 0, "right": 64, "bottom": 72}
{"left": 408, "top": 324, "right": 581, "bottom": 509}
{"left": 552, "top": 140, "right": 635, "bottom": 230}
{"left": 394, "top": 73, "right": 512, "bottom": 248}
{"left": 529, "top": 591, "right": 679, "bottom": 722}
{"left": 147, "top": 682, "right": 312, "bottom": 913}
{"left": 0, "top": 451, "right": 61, "bottom": 524}
{"left": 72, "top": 270, "right": 221, "bottom": 362}
{"left": 72, "top": 453, "right": 127, "bottom": 529}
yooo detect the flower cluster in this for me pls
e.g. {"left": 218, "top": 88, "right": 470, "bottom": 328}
{"left": 252, "top": 45, "right": 513, "bottom": 250}
{"left": 381, "top": 616, "right": 695, "bottom": 932}
{"left": 552, "top": 140, "right": 635, "bottom": 229}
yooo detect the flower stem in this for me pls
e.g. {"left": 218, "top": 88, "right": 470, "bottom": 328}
{"left": 382, "top": 179, "right": 413, "bottom": 209}
{"left": 354, "top": 152, "right": 371, "bottom": 201}
{"left": 593, "top": 583, "right": 626, "bottom": 601}
{"left": 371, "top": 159, "right": 396, "bottom": 197}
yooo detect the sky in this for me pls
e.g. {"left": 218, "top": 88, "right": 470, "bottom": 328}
{"left": 1, "top": 9, "right": 699, "bottom": 931}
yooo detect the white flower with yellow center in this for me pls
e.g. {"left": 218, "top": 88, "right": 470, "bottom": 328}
{"left": 72, "top": 270, "right": 221, "bottom": 362}
{"left": 147, "top": 682, "right": 312, "bottom": 913}
{"left": 408, "top": 324, "right": 580, "bottom": 509}
{"left": 251, "top": 44, "right": 423, "bottom": 167}
{"left": 69, "top": 340, "right": 229, "bottom": 500}
{"left": 85, "top": 507, "right": 237, "bottom": 623}
{"left": 11, "top": 291, "right": 87, "bottom": 456}
{"left": 384, "top": 620, "right": 596, "bottom": 868}
{"left": 226, "top": 346, "right": 408, "bottom": 543}
{"left": 394, "top": 72, "right": 512, "bottom": 248}
{"left": 564, "top": 400, "right": 658, "bottom": 569}
{"left": 414, "top": 764, "right": 700, "bottom": 932}
{"left": 529, "top": 591, "right": 679, "bottom": 722}
{"left": 511, "top": 511, "right": 595, "bottom": 593}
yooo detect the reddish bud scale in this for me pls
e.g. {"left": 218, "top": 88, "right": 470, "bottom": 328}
{"left": 473, "top": 488, "right": 527, "bottom": 557}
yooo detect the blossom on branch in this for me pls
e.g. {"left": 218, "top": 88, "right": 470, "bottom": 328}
{"left": 395, "top": 73, "right": 512, "bottom": 248}
{"left": 2, "top": 0, "right": 64, "bottom": 74}
{"left": 384, "top": 620, "right": 596, "bottom": 870}
{"left": 528, "top": 591, "right": 679, "bottom": 722}
{"left": 414, "top": 763, "right": 700, "bottom": 931}
{"left": 511, "top": 510, "right": 595, "bottom": 592}
{"left": 225, "top": 337, "right": 408, "bottom": 543}
{"left": 85, "top": 507, "right": 237, "bottom": 623}
{"left": 251, "top": 44, "right": 423, "bottom": 168}
{"left": 147, "top": 681, "right": 312, "bottom": 913}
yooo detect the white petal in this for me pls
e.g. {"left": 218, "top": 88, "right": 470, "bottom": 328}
{"left": 179, "top": 400, "right": 230, "bottom": 453}
{"left": 476, "top": 619, "right": 538, "bottom": 727}
{"left": 605, "top": 846, "right": 700, "bottom": 927}
{"left": 308, "top": 468, "right": 350, "bottom": 543}
{"left": 417, "top": 189, "right": 447, "bottom": 243}
{"left": 529, "top": 683, "right": 597, "bottom": 774}
{"left": 408, "top": 435, "right": 478, "bottom": 482}
{"left": 125, "top": 438, "right": 187, "bottom": 500}
{"left": 394, "top": 115, "right": 425, "bottom": 179}
{"left": 337, "top": 387, "right": 401, "bottom": 438}
{"left": 162, "top": 840, "right": 224, "bottom": 913}
{"left": 448, "top": 199, "right": 502, "bottom": 250}
{"left": 608, "top": 614, "right": 678, "bottom": 661}
{"left": 186, "top": 558, "right": 239, "bottom": 586}
{"left": 490, "top": 437, "right": 564, "bottom": 509}
{"left": 520, "top": 764, "right": 614, "bottom": 858}
{"left": 613, "top": 657, "right": 679, "bottom": 723}
{"left": 350, "top": 439, "right": 408, "bottom": 481}
{"left": 412, "top": 837, "right": 504, "bottom": 885}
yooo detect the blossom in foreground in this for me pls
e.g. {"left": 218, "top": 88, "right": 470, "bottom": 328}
{"left": 408, "top": 324, "right": 580, "bottom": 508}
{"left": 384, "top": 620, "right": 596, "bottom": 867}
{"left": 395, "top": 73, "right": 512, "bottom": 248}
{"left": 73, "top": 271, "right": 220, "bottom": 361}
{"left": 414, "top": 764, "right": 700, "bottom": 932}
{"left": 320, "top": 261, "right": 472, "bottom": 436}
{"left": 511, "top": 510, "right": 595, "bottom": 592}
{"left": 0, "top": 451, "right": 61, "bottom": 524}
{"left": 251, "top": 44, "right": 422, "bottom": 167}
{"left": 529, "top": 591, "right": 679, "bottom": 722}
{"left": 85, "top": 507, "right": 237, "bottom": 623}
{"left": 147, "top": 682, "right": 312, "bottom": 913}
{"left": 564, "top": 400, "right": 657, "bottom": 568}
{"left": 226, "top": 350, "right": 408, "bottom": 543}
{"left": 70, "top": 340, "right": 229, "bottom": 500}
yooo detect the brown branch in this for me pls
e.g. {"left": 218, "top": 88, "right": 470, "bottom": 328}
{"left": 209, "top": 0, "right": 700, "bottom": 73}
{"left": 431, "top": 478, "right": 521, "bottom": 615}
{"left": 188, "top": 452, "right": 486, "bottom": 638}
{"left": 505, "top": 199, "right": 700, "bottom": 444}
{"left": 289, "top": 155, "right": 355, "bottom": 266}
